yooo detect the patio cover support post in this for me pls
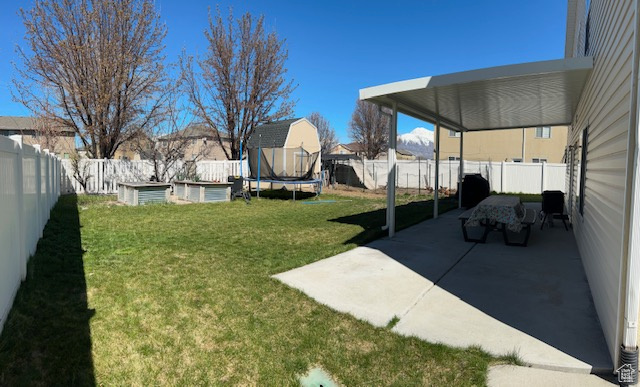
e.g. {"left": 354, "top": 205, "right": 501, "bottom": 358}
{"left": 459, "top": 131, "right": 464, "bottom": 209}
{"left": 385, "top": 102, "right": 398, "bottom": 237}
{"left": 434, "top": 119, "right": 440, "bottom": 219}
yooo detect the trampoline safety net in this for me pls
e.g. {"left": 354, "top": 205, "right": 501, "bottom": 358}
{"left": 248, "top": 147, "right": 320, "bottom": 181}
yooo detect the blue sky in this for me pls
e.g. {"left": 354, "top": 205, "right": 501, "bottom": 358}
{"left": 0, "top": 0, "right": 567, "bottom": 142}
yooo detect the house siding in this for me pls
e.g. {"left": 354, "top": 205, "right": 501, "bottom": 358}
{"left": 568, "top": 0, "right": 635, "bottom": 361}
{"left": 439, "top": 126, "right": 568, "bottom": 163}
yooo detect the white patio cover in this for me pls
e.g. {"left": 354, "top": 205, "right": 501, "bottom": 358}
{"left": 359, "top": 57, "right": 593, "bottom": 236}
{"left": 360, "top": 57, "right": 592, "bottom": 132}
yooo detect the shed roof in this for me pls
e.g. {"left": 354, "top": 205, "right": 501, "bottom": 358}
{"left": 359, "top": 57, "right": 593, "bottom": 132}
{"left": 246, "top": 118, "right": 301, "bottom": 148}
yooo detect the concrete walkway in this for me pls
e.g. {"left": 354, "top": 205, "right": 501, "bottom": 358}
{"left": 273, "top": 204, "right": 612, "bottom": 375}
{"left": 488, "top": 365, "right": 616, "bottom": 386}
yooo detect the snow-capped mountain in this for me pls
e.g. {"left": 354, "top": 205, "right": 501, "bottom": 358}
{"left": 397, "top": 127, "right": 434, "bottom": 159}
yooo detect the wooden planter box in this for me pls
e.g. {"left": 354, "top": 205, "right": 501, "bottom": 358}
{"left": 118, "top": 182, "right": 171, "bottom": 205}
{"left": 173, "top": 181, "right": 232, "bottom": 203}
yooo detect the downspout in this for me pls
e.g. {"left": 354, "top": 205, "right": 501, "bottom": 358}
{"left": 434, "top": 89, "right": 441, "bottom": 219}
{"left": 459, "top": 131, "right": 464, "bottom": 209}
{"left": 619, "top": 0, "right": 640, "bottom": 382}
{"left": 434, "top": 119, "right": 440, "bottom": 218}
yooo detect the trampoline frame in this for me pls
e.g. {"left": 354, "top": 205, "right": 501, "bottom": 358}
{"left": 245, "top": 177, "right": 323, "bottom": 201}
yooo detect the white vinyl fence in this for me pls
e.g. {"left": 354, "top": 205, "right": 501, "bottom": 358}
{"left": 1, "top": 135, "right": 61, "bottom": 334}
{"left": 352, "top": 159, "right": 566, "bottom": 194}
{"left": 60, "top": 159, "right": 249, "bottom": 194}
{"left": 59, "top": 157, "right": 566, "bottom": 195}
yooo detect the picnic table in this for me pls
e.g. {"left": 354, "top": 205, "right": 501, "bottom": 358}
{"left": 466, "top": 195, "right": 526, "bottom": 232}
{"left": 460, "top": 195, "right": 537, "bottom": 246}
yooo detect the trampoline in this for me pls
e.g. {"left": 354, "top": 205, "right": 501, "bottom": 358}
{"left": 246, "top": 144, "right": 322, "bottom": 200}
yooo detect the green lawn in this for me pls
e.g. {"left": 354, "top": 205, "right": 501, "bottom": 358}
{"left": 0, "top": 193, "right": 509, "bottom": 385}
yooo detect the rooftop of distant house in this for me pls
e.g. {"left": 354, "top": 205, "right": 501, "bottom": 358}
{"left": 0, "top": 116, "right": 75, "bottom": 133}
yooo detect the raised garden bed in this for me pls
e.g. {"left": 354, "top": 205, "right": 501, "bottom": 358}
{"left": 117, "top": 182, "right": 171, "bottom": 205}
{"left": 174, "top": 180, "right": 233, "bottom": 203}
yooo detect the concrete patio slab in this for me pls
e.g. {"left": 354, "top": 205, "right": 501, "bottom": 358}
{"left": 273, "top": 246, "right": 433, "bottom": 327}
{"left": 273, "top": 203, "right": 613, "bottom": 375}
{"left": 488, "top": 365, "right": 616, "bottom": 386}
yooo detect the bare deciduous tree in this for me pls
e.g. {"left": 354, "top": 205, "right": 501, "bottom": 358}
{"left": 70, "top": 151, "right": 91, "bottom": 191}
{"left": 14, "top": 0, "right": 168, "bottom": 159}
{"left": 307, "top": 112, "right": 337, "bottom": 156}
{"left": 180, "top": 8, "right": 296, "bottom": 160}
{"left": 348, "top": 100, "right": 389, "bottom": 159}
{"left": 136, "top": 91, "right": 211, "bottom": 182}
{"left": 32, "top": 115, "right": 60, "bottom": 152}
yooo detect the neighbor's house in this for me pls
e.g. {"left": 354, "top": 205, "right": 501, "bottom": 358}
{"left": 358, "top": 0, "right": 640, "bottom": 369}
{"left": 331, "top": 142, "right": 400, "bottom": 160}
{"left": 438, "top": 126, "right": 568, "bottom": 162}
{"left": 158, "top": 124, "right": 230, "bottom": 161}
{"left": 112, "top": 132, "right": 154, "bottom": 161}
{"left": 396, "top": 149, "right": 417, "bottom": 160}
{"left": 332, "top": 142, "right": 365, "bottom": 158}
{"left": 0, "top": 116, "right": 75, "bottom": 158}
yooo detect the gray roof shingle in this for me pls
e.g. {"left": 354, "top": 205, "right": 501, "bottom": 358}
{"left": 246, "top": 118, "right": 300, "bottom": 148}
{"left": 158, "top": 123, "right": 229, "bottom": 140}
{"left": 0, "top": 116, "right": 75, "bottom": 133}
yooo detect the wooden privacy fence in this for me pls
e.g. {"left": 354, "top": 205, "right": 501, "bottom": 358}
{"left": 358, "top": 159, "right": 566, "bottom": 194}
{"left": 1, "top": 135, "right": 61, "bottom": 334}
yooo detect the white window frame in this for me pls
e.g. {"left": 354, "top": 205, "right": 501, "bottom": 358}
{"left": 512, "top": 158, "right": 523, "bottom": 163}
{"left": 535, "top": 126, "right": 551, "bottom": 139}
{"left": 448, "top": 130, "right": 461, "bottom": 138}
{"left": 532, "top": 158, "right": 548, "bottom": 163}
{"left": 448, "top": 156, "right": 460, "bottom": 161}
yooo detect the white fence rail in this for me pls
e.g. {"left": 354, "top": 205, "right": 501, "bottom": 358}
{"left": 355, "top": 159, "right": 566, "bottom": 194}
{"left": 1, "top": 135, "right": 61, "bottom": 334}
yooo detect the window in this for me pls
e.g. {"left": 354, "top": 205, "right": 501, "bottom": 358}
{"left": 449, "top": 130, "right": 460, "bottom": 137}
{"left": 512, "top": 158, "right": 522, "bottom": 163}
{"left": 532, "top": 158, "right": 547, "bottom": 163}
{"left": 448, "top": 156, "right": 460, "bottom": 161}
{"left": 535, "top": 127, "right": 551, "bottom": 139}
{"left": 579, "top": 127, "right": 588, "bottom": 216}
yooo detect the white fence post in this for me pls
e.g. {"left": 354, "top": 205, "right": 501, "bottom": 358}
{"left": 9, "top": 136, "right": 27, "bottom": 280}
{"left": 542, "top": 161, "right": 547, "bottom": 192}
{"left": 501, "top": 161, "right": 505, "bottom": 193}
{"left": 33, "top": 145, "right": 43, "bottom": 235}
